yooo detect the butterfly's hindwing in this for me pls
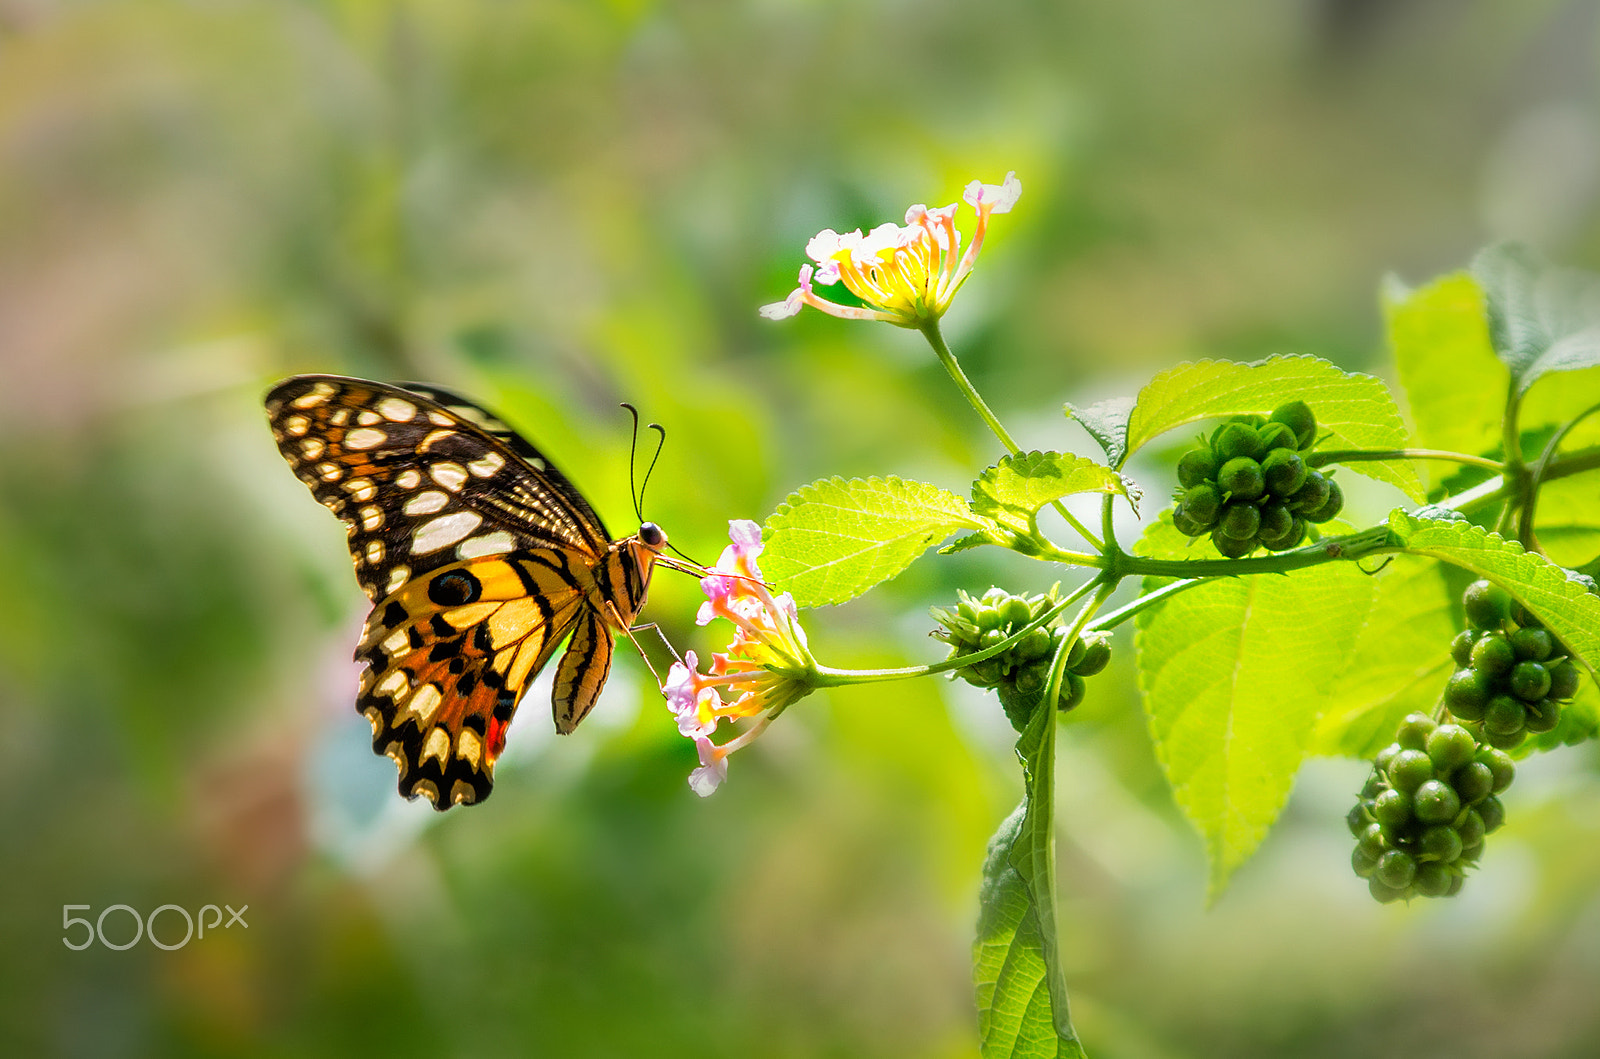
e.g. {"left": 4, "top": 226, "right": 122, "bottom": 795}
{"left": 264, "top": 374, "right": 664, "bottom": 812}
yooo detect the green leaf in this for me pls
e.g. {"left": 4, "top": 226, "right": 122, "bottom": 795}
{"left": 974, "top": 705, "right": 1085, "bottom": 1059}
{"left": 762, "top": 476, "right": 988, "bottom": 608}
{"left": 1384, "top": 271, "right": 1508, "bottom": 478}
{"left": 1311, "top": 558, "right": 1458, "bottom": 758}
{"left": 1389, "top": 510, "right": 1600, "bottom": 674}
{"left": 1133, "top": 517, "right": 1375, "bottom": 897}
{"left": 1474, "top": 242, "right": 1600, "bottom": 396}
{"left": 1064, "top": 396, "right": 1134, "bottom": 468}
{"left": 1120, "top": 354, "right": 1424, "bottom": 500}
{"left": 972, "top": 451, "right": 1130, "bottom": 535}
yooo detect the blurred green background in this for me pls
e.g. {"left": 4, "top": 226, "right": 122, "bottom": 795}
{"left": 5, "top": 2, "right": 1600, "bottom": 1056}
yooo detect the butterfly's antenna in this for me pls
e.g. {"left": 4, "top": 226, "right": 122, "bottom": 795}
{"left": 639, "top": 422, "right": 667, "bottom": 516}
{"left": 621, "top": 402, "right": 645, "bottom": 523}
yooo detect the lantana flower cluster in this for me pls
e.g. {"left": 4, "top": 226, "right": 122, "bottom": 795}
{"left": 761, "top": 172, "right": 1022, "bottom": 328}
{"left": 663, "top": 520, "right": 816, "bottom": 795}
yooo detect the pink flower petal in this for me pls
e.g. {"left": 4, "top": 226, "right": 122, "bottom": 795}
{"left": 963, "top": 171, "right": 1021, "bottom": 214}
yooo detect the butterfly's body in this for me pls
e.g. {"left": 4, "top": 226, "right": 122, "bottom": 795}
{"left": 265, "top": 375, "right": 667, "bottom": 810}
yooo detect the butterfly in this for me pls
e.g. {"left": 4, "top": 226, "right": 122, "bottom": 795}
{"left": 265, "top": 375, "right": 674, "bottom": 811}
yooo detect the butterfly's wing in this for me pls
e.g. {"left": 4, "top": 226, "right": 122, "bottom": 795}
{"left": 265, "top": 375, "right": 612, "bottom": 602}
{"left": 355, "top": 554, "right": 588, "bottom": 808}
{"left": 265, "top": 375, "right": 625, "bottom": 809}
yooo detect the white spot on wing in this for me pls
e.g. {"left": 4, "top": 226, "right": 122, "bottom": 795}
{"left": 429, "top": 412, "right": 453, "bottom": 426}
{"left": 345, "top": 427, "right": 387, "bottom": 451}
{"left": 468, "top": 452, "right": 505, "bottom": 477}
{"left": 382, "top": 628, "right": 408, "bottom": 655}
{"left": 386, "top": 564, "right": 410, "bottom": 595}
{"left": 366, "top": 539, "right": 385, "bottom": 564}
{"left": 343, "top": 478, "right": 376, "bottom": 502}
{"left": 412, "top": 512, "right": 484, "bottom": 554}
{"left": 299, "top": 437, "right": 325, "bottom": 459}
{"left": 458, "top": 530, "right": 517, "bottom": 558}
{"left": 420, "top": 428, "right": 455, "bottom": 451}
{"left": 431, "top": 462, "right": 469, "bottom": 492}
{"left": 378, "top": 397, "right": 417, "bottom": 422}
{"left": 359, "top": 505, "right": 383, "bottom": 531}
{"left": 403, "top": 490, "right": 450, "bottom": 516}
{"left": 285, "top": 415, "right": 309, "bottom": 437}
{"left": 358, "top": 410, "right": 382, "bottom": 426}
{"left": 375, "top": 669, "right": 409, "bottom": 699}
{"left": 396, "top": 469, "right": 422, "bottom": 490}
{"left": 292, "top": 381, "right": 337, "bottom": 408}
{"left": 456, "top": 728, "right": 483, "bottom": 768}
{"left": 317, "top": 461, "right": 342, "bottom": 481}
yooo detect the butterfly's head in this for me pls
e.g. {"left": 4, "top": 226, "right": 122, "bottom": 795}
{"left": 637, "top": 521, "right": 668, "bottom": 552}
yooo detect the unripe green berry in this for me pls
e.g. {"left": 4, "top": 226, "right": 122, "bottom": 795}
{"left": 1369, "top": 877, "right": 1410, "bottom": 904}
{"left": 1304, "top": 478, "right": 1344, "bottom": 524}
{"left": 1214, "top": 422, "right": 1266, "bottom": 461}
{"left": 1388, "top": 750, "right": 1434, "bottom": 794}
{"left": 1509, "top": 661, "right": 1551, "bottom": 702}
{"left": 968, "top": 659, "right": 1004, "bottom": 686}
{"left": 1484, "top": 725, "right": 1524, "bottom": 750}
{"left": 1451, "top": 761, "right": 1494, "bottom": 805}
{"left": 1456, "top": 809, "right": 1486, "bottom": 850}
{"left": 1357, "top": 822, "right": 1388, "bottom": 858}
{"left": 1016, "top": 626, "right": 1054, "bottom": 662}
{"left": 1396, "top": 712, "right": 1437, "bottom": 751}
{"left": 1425, "top": 724, "right": 1477, "bottom": 773}
{"left": 1360, "top": 774, "right": 1384, "bottom": 800}
{"left": 1414, "top": 862, "right": 1456, "bottom": 897}
{"left": 1372, "top": 788, "right": 1413, "bottom": 828}
{"left": 1347, "top": 803, "right": 1372, "bottom": 837}
{"left": 1478, "top": 795, "right": 1506, "bottom": 833}
{"left": 1013, "top": 662, "right": 1049, "bottom": 696}
{"left": 1260, "top": 448, "right": 1307, "bottom": 498}
{"left": 1419, "top": 824, "right": 1463, "bottom": 863}
{"left": 1450, "top": 629, "right": 1482, "bottom": 668}
{"left": 1057, "top": 671, "right": 1087, "bottom": 712}
{"left": 1510, "top": 627, "right": 1554, "bottom": 662}
{"left": 1211, "top": 529, "right": 1254, "bottom": 558}
{"left": 1413, "top": 780, "right": 1461, "bottom": 824}
{"left": 1373, "top": 744, "right": 1400, "bottom": 774}
{"left": 1547, "top": 660, "right": 1581, "bottom": 700}
{"left": 1180, "top": 482, "right": 1223, "bottom": 527}
{"left": 1462, "top": 579, "right": 1512, "bottom": 630}
{"left": 1262, "top": 517, "right": 1307, "bottom": 552}
{"left": 980, "top": 628, "right": 1008, "bottom": 651}
{"left": 1070, "top": 635, "right": 1112, "bottom": 677}
{"left": 1062, "top": 632, "right": 1087, "bottom": 670}
{"left": 1218, "top": 501, "right": 1262, "bottom": 541}
{"left": 1470, "top": 633, "right": 1516, "bottom": 676}
{"left": 1444, "top": 668, "right": 1492, "bottom": 721}
{"left": 1288, "top": 471, "right": 1330, "bottom": 515}
{"left": 1259, "top": 421, "right": 1299, "bottom": 452}
{"left": 1268, "top": 400, "right": 1317, "bottom": 449}
{"left": 1256, "top": 501, "right": 1294, "bottom": 544}
{"left": 976, "top": 605, "right": 1003, "bottom": 632}
{"left": 999, "top": 596, "right": 1033, "bottom": 630}
{"left": 1176, "top": 447, "right": 1220, "bottom": 489}
{"left": 1171, "top": 508, "right": 1206, "bottom": 537}
{"left": 1483, "top": 695, "right": 1526, "bottom": 736}
{"left": 1375, "top": 849, "right": 1418, "bottom": 890}
{"left": 1351, "top": 846, "right": 1380, "bottom": 879}
{"left": 1524, "top": 697, "right": 1561, "bottom": 734}
{"left": 1458, "top": 841, "right": 1484, "bottom": 864}
{"left": 1217, "top": 457, "right": 1266, "bottom": 502}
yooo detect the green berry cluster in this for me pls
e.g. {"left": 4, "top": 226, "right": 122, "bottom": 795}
{"left": 1171, "top": 401, "right": 1343, "bottom": 557}
{"left": 931, "top": 587, "right": 1111, "bottom": 732}
{"left": 1348, "top": 712, "right": 1514, "bottom": 903}
{"left": 1442, "top": 579, "right": 1580, "bottom": 749}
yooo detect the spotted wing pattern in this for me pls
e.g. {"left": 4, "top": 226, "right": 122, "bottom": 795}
{"left": 265, "top": 375, "right": 643, "bottom": 810}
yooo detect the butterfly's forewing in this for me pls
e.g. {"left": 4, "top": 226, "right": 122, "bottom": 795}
{"left": 265, "top": 375, "right": 638, "bottom": 810}
{"left": 265, "top": 376, "right": 611, "bottom": 601}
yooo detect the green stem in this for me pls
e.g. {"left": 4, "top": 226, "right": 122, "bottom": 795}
{"left": 1519, "top": 401, "right": 1600, "bottom": 547}
{"left": 1496, "top": 381, "right": 1524, "bottom": 539}
{"left": 1114, "top": 525, "right": 1396, "bottom": 580}
{"left": 920, "top": 318, "right": 1105, "bottom": 551}
{"left": 1306, "top": 448, "right": 1505, "bottom": 473}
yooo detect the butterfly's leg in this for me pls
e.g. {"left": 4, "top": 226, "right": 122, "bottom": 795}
{"left": 603, "top": 602, "right": 673, "bottom": 684}
{"left": 625, "top": 621, "right": 683, "bottom": 665}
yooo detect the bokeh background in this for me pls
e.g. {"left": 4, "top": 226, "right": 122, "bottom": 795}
{"left": 5, "top": 2, "right": 1600, "bottom": 1056}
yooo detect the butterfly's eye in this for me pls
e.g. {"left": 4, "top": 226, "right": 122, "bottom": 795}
{"left": 639, "top": 522, "right": 666, "bottom": 548}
